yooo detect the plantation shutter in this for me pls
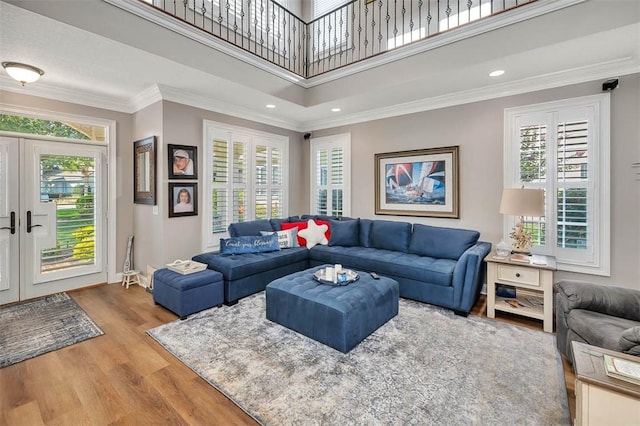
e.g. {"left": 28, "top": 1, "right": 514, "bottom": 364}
{"left": 211, "top": 139, "right": 229, "bottom": 233}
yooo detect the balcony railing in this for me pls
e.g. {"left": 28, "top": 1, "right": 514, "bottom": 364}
{"left": 143, "top": 0, "right": 536, "bottom": 78}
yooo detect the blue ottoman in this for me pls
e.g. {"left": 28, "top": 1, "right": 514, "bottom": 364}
{"left": 153, "top": 268, "right": 224, "bottom": 319}
{"left": 266, "top": 265, "right": 399, "bottom": 353}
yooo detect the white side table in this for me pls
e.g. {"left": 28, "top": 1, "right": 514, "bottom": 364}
{"left": 484, "top": 251, "right": 556, "bottom": 333}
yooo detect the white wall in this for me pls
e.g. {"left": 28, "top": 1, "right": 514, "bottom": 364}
{"left": 311, "top": 74, "right": 640, "bottom": 289}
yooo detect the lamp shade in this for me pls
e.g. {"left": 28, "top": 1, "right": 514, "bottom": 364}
{"left": 499, "top": 188, "right": 545, "bottom": 217}
{"left": 2, "top": 62, "right": 44, "bottom": 85}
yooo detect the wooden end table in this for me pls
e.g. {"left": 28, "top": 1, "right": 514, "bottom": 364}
{"left": 571, "top": 341, "right": 640, "bottom": 425}
{"left": 484, "top": 251, "right": 556, "bottom": 332}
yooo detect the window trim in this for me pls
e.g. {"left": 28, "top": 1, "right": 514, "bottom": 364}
{"left": 202, "top": 120, "right": 289, "bottom": 251}
{"left": 503, "top": 94, "right": 610, "bottom": 276}
{"left": 310, "top": 132, "right": 351, "bottom": 217}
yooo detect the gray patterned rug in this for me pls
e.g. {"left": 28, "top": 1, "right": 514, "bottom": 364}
{"left": 147, "top": 293, "right": 570, "bottom": 425}
{"left": 0, "top": 292, "right": 103, "bottom": 368}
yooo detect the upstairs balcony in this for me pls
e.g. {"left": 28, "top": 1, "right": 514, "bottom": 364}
{"left": 142, "top": 0, "right": 536, "bottom": 79}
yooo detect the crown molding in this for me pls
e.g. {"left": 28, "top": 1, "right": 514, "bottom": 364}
{"left": 155, "top": 84, "right": 303, "bottom": 131}
{"left": 303, "top": 57, "right": 640, "bottom": 131}
{"left": 0, "top": 74, "right": 132, "bottom": 112}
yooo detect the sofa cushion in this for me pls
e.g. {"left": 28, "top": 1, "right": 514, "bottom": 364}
{"left": 228, "top": 219, "right": 274, "bottom": 237}
{"left": 261, "top": 228, "right": 299, "bottom": 249}
{"left": 567, "top": 309, "right": 638, "bottom": 353}
{"left": 370, "top": 220, "right": 412, "bottom": 253}
{"left": 329, "top": 219, "right": 359, "bottom": 247}
{"left": 409, "top": 224, "right": 480, "bottom": 260}
{"left": 298, "top": 219, "right": 329, "bottom": 249}
{"left": 359, "top": 219, "right": 373, "bottom": 247}
{"left": 309, "top": 246, "right": 456, "bottom": 287}
{"left": 193, "top": 247, "right": 309, "bottom": 281}
{"left": 220, "top": 234, "right": 280, "bottom": 254}
{"left": 282, "top": 219, "right": 331, "bottom": 247}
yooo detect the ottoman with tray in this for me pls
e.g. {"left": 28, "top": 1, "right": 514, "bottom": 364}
{"left": 153, "top": 267, "right": 224, "bottom": 319}
{"left": 266, "top": 264, "right": 399, "bottom": 353}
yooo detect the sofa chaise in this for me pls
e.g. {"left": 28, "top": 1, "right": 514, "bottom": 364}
{"left": 193, "top": 215, "right": 491, "bottom": 315}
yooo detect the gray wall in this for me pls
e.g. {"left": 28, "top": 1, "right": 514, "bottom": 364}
{"left": 157, "top": 101, "right": 306, "bottom": 265}
{"left": 311, "top": 74, "right": 640, "bottom": 289}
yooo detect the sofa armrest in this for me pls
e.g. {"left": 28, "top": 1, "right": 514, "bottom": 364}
{"left": 554, "top": 280, "right": 640, "bottom": 322}
{"left": 620, "top": 327, "right": 640, "bottom": 356}
{"left": 452, "top": 241, "right": 492, "bottom": 314}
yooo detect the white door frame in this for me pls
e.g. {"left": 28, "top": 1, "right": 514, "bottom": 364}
{"left": 0, "top": 104, "right": 117, "bottom": 284}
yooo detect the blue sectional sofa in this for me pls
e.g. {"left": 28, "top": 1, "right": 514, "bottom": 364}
{"left": 193, "top": 216, "right": 491, "bottom": 315}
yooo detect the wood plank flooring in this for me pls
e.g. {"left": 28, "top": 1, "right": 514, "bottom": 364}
{"left": 0, "top": 283, "right": 576, "bottom": 425}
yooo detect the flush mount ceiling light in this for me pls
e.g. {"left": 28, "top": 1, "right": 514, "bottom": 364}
{"left": 331, "top": 108, "right": 341, "bottom": 112}
{"left": 2, "top": 62, "right": 45, "bottom": 86}
{"left": 489, "top": 69, "right": 505, "bottom": 77}
{"left": 265, "top": 104, "right": 276, "bottom": 109}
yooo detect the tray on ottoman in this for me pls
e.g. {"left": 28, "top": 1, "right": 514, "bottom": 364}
{"left": 266, "top": 265, "right": 399, "bottom": 353}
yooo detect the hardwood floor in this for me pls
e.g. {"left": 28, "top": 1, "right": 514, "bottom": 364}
{"left": 0, "top": 284, "right": 576, "bottom": 425}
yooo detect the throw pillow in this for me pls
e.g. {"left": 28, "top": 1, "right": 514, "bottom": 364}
{"left": 328, "top": 219, "right": 359, "bottom": 247}
{"left": 260, "top": 228, "right": 299, "bottom": 249}
{"left": 297, "top": 219, "right": 329, "bottom": 249}
{"left": 282, "top": 220, "right": 331, "bottom": 247}
{"left": 220, "top": 234, "right": 280, "bottom": 254}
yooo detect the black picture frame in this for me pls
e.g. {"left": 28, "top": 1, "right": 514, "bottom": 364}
{"left": 133, "top": 136, "right": 157, "bottom": 205}
{"left": 168, "top": 144, "right": 198, "bottom": 180}
{"left": 375, "top": 146, "right": 459, "bottom": 218}
{"left": 169, "top": 182, "right": 198, "bottom": 218}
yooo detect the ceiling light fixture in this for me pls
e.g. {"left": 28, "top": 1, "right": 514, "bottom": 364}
{"left": 489, "top": 69, "right": 505, "bottom": 77}
{"left": 2, "top": 62, "right": 45, "bottom": 86}
{"left": 265, "top": 104, "right": 276, "bottom": 109}
{"left": 331, "top": 108, "right": 341, "bottom": 112}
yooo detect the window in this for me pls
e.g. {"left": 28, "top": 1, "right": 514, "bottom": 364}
{"left": 504, "top": 94, "right": 610, "bottom": 276}
{"left": 310, "top": 133, "right": 351, "bottom": 217}
{"left": 203, "top": 121, "right": 288, "bottom": 249}
{"left": 313, "top": 0, "right": 350, "bottom": 19}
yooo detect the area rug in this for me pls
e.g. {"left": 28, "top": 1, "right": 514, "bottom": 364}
{"left": 147, "top": 293, "right": 570, "bottom": 425}
{"left": 0, "top": 292, "right": 103, "bottom": 368}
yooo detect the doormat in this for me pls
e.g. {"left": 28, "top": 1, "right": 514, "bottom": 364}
{"left": 0, "top": 292, "right": 103, "bottom": 368}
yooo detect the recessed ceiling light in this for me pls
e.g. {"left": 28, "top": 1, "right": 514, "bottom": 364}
{"left": 489, "top": 70, "right": 505, "bottom": 77}
{"left": 331, "top": 108, "right": 341, "bottom": 112}
{"left": 265, "top": 104, "right": 276, "bottom": 109}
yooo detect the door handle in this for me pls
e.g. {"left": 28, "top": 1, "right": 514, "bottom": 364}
{"left": 0, "top": 211, "right": 16, "bottom": 234}
{"left": 27, "top": 210, "right": 43, "bottom": 233}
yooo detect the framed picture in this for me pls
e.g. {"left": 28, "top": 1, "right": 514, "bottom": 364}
{"left": 168, "top": 144, "right": 197, "bottom": 179}
{"left": 133, "top": 136, "right": 157, "bottom": 205}
{"left": 375, "top": 146, "right": 459, "bottom": 218}
{"left": 169, "top": 182, "right": 198, "bottom": 217}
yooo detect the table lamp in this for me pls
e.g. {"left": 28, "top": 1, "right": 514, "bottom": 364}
{"left": 499, "top": 188, "right": 545, "bottom": 254}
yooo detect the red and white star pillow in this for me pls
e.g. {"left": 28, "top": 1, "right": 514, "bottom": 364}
{"left": 294, "top": 219, "right": 329, "bottom": 249}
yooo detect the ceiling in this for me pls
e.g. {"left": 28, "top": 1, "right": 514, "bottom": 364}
{"left": 0, "top": 0, "right": 638, "bottom": 132}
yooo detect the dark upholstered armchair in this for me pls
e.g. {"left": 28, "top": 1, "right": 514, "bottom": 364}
{"left": 554, "top": 280, "right": 640, "bottom": 363}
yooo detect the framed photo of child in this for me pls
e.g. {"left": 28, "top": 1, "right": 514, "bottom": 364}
{"left": 169, "top": 183, "right": 198, "bottom": 217}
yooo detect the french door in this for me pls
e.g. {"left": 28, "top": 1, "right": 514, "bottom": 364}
{"left": 0, "top": 136, "right": 107, "bottom": 304}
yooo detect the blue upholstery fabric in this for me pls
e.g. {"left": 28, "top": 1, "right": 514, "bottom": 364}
{"left": 409, "top": 224, "right": 480, "bottom": 260}
{"left": 153, "top": 268, "right": 224, "bottom": 319}
{"left": 228, "top": 219, "right": 274, "bottom": 237}
{"left": 270, "top": 217, "right": 297, "bottom": 231}
{"left": 266, "top": 265, "right": 399, "bottom": 353}
{"left": 358, "top": 219, "right": 373, "bottom": 247}
{"left": 369, "top": 220, "right": 412, "bottom": 252}
{"left": 220, "top": 234, "right": 280, "bottom": 254}
{"left": 328, "top": 219, "right": 359, "bottom": 247}
{"left": 310, "top": 246, "right": 455, "bottom": 287}
{"left": 193, "top": 247, "right": 309, "bottom": 303}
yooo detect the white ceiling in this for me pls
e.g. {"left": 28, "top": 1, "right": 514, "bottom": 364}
{"left": 1, "top": 0, "right": 638, "bottom": 132}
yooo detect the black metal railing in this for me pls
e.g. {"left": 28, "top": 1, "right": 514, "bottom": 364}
{"left": 142, "top": 0, "right": 535, "bottom": 78}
